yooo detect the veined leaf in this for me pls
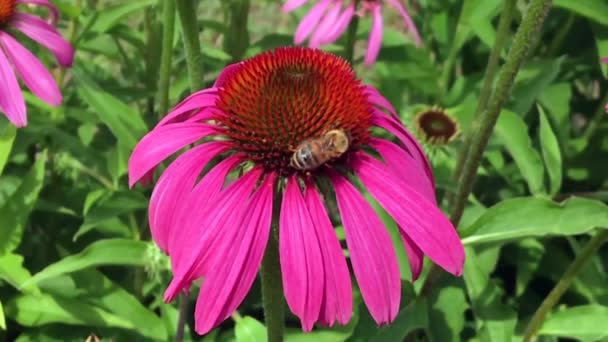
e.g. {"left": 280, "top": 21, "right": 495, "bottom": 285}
{"left": 462, "top": 197, "right": 608, "bottom": 245}
{"left": 23, "top": 239, "right": 149, "bottom": 287}
{"left": 539, "top": 305, "right": 608, "bottom": 341}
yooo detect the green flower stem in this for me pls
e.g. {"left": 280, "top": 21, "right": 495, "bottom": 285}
{"left": 261, "top": 224, "right": 285, "bottom": 342}
{"left": 343, "top": 0, "right": 360, "bottom": 64}
{"left": 449, "top": 0, "right": 516, "bottom": 203}
{"left": 523, "top": 229, "right": 608, "bottom": 342}
{"left": 176, "top": 0, "right": 204, "bottom": 91}
{"left": 450, "top": 0, "right": 552, "bottom": 226}
{"left": 158, "top": 0, "right": 176, "bottom": 117}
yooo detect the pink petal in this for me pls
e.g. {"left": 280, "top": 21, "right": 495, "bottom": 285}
{"left": 0, "top": 33, "right": 61, "bottom": 106}
{"left": 0, "top": 46, "right": 26, "bottom": 127}
{"left": 16, "top": 0, "right": 60, "bottom": 25}
{"left": 294, "top": 0, "right": 332, "bottom": 45}
{"left": 602, "top": 57, "right": 608, "bottom": 64}
{"left": 322, "top": 3, "right": 355, "bottom": 45}
{"left": 164, "top": 168, "right": 263, "bottom": 303}
{"left": 370, "top": 108, "right": 434, "bottom": 186}
{"left": 148, "top": 142, "right": 230, "bottom": 252}
{"left": 304, "top": 181, "right": 352, "bottom": 326}
{"left": 282, "top": 0, "right": 309, "bottom": 12}
{"left": 280, "top": 176, "right": 324, "bottom": 331}
{"left": 309, "top": 2, "right": 342, "bottom": 48}
{"left": 194, "top": 173, "right": 275, "bottom": 334}
{"left": 352, "top": 153, "right": 465, "bottom": 276}
{"left": 386, "top": 0, "right": 422, "bottom": 47}
{"left": 369, "top": 138, "right": 435, "bottom": 204}
{"left": 157, "top": 88, "right": 219, "bottom": 127}
{"left": 11, "top": 13, "right": 74, "bottom": 67}
{"left": 329, "top": 172, "right": 400, "bottom": 325}
{"left": 128, "top": 122, "right": 217, "bottom": 187}
{"left": 401, "top": 233, "right": 423, "bottom": 281}
{"left": 364, "top": 4, "right": 383, "bottom": 65}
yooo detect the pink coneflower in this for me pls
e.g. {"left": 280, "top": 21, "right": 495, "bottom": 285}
{"left": 283, "top": 0, "right": 421, "bottom": 65}
{"left": 0, "top": 0, "right": 74, "bottom": 127}
{"left": 129, "top": 47, "right": 464, "bottom": 334}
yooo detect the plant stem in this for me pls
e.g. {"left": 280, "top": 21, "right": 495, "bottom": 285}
{"left": 450, "top": 0, "right": 552, "bottom": 226}
{"left": 261, "top": 224, "right": 285, "bottom": 342}
{"left": 158, "top": 0, "right": 176, "bottom": 117}
{"left": 523, "top": 229, "right": 608, "bottom": 342}
{"left": 449, "top": 0, "right": 516, "bottom": 204}
{"left": 343, "top": 0, "right": 360, "bottom": 64}
{"left": 176, "top": 0, "right": 204, "bottom": 91}
{"left": 175, "top": 293, "right": 189, "bottom": 342}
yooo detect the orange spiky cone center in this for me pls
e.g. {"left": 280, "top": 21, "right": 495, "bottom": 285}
{"left": 0, "top": 0, "right": 16, "bottom": 27}
{"left": 215, "top": 47, "right": 372, "bottom": 174}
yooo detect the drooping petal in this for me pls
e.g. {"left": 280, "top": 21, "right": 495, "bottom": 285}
{"left": 369, "top": 138, "right": 435, "bottom": 204}
{"left": 194, "top": 173, "right": 275, "bottom": 334}
{"left": 304, "top": 181, "right": 352, "bottom": 326}
{"left": 0, "top": 33, "right": 62, "bottom": 106}
{"left": 321, "top": 3, "right": 355, "bottom": 45}
{"left": 282, "top": 0, "right": 309, "bottom": 12}
{"left": 353, "top": 153, "right": 465, "bottom": 276}
{"left": 309, "top": 2, "right": 342, "bottom": 48}
{"left": 280, "top": 176, "right": 324, "bottom": 331}
{"left": 401, "top": 233, "right": 424, "bottom": 281}
{"left": 156, "top": 88, "right": 219, "bottom": 127}
{"left": 148, "top": 142, "right": 230, "bottom": 252}
{"left": 370, "top": 108, "right": 434, "bottom": 185}
{"left": 11, "top": 13, "right": 74, "bottom": 67}
{"left": 128, "top": 122, "right": 217, "bottom": 187}
{"left": 164, "top": 168, "right": 263, "bottom": 303}
{"left": 329, "top": 172, "right": 400, "bottom": 325}
{"left": 386, "top": 0, "right": 422, "bottom": 47}
{"left": 16, "top": 0, "right": 60, "bottom": 24}
{"left": 364, "top": 4, "right": 383, "bottom": 65}
{"left": 0, "top": 46, "right": 26, "bottom": 127}
{"left": 294, "top": 0, "right": 332, "bottom": 45}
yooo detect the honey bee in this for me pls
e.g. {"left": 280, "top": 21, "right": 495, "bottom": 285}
{"left": 290, "top": 129, "right": 350, "bottom": 171}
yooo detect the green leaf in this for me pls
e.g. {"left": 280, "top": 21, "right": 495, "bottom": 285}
{"left": 368, "top": 298, "right": 427, "bottom": 342}
{"left": 0, "top": 122, "right": 16, "bottom": 175}
{"left": 90, "top": 0, "right": 157, "bottom": 33}
{"left": 451, "top": 0, "right": 501, "bottom": 55}
{"left": 514, "top": 239, "right": 545, "bottom": 296}
{"left": 235, "top": 316, "right": 267, "bottom": 342}
{"left": 73, "top": 68, "right": 147, "bottom": 149}
{"left": 5, "top": 293, "right": 134, "bottom": 330}
{"left": 539, "top": 305, "right": 608, "bottom": 341}
{"left": 511, "top": 58, "right": 564, "bottom": 115}
{"left": 538, "top": 105, "right": 562, "bottom": 196}
{"left": 462, "top": 197, "right": 608, "bottom": 245}
{"left": 0, "top": 151, "right": 47, "bottom": 256}
{"left": 463, "top": 247, "right": 516, "bottom": 342}
{"left": 554, "top": 0, "right": 608, "bottom": 26}
{"left": 72, "top": 269, "right": 167, "bottom": 340}
{"left": 23, "top": 239, "right": 149, "bottom": 287}
{"left": 0, "top": 299, "right": 5, "bottom": 330}
{"left": 495, "top": 110, "right": 545, "bottom": 195}
{"left": 0, "top": 254, "right": 40, "bottom": 295}
{"left": 428, "top": 284, "right": 468, "bottom": 342}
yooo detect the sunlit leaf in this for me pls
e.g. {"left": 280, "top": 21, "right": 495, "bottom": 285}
{"left": 235, "top": 316, "right": 267, "bottom": 342}
{"left": 23, "top": 239, "right": 149, "bottom": 287}
{"left": 538, "top": 105, "right": 562, "bottom": 196}
{"left": 462, "top": 197, "right": 608, "bottom": 245}
{"left": 539, "top": 305, "right": 608, "bottom": 341}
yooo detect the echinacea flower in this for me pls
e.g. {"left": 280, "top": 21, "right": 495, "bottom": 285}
{"left": 414, "top": 106, "right": 460, "bottom": 145}
{"left": 129, "top": 47, "right": 464, "bottom": 334}
{"left": 0, "top": 0, "right": 74, "bottom": 127}
{"left": 283, "top": 0, "right": 421, "bottom": 65}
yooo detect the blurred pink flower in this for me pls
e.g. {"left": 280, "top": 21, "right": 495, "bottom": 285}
{"left": 0, "top": 0, "right": 74, "bottom": 127}
{"left": 129, "top": 47, "right": 464, "bottom": 334}
{"left": 283, "top": 0, "right": 421, "bottom": 65}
